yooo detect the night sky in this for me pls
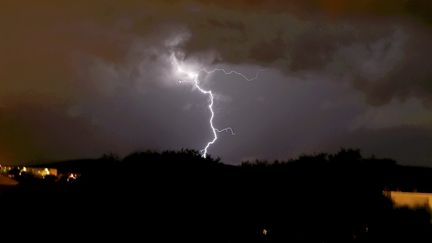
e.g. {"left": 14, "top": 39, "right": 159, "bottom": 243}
{"left": 1, "top": 1, "right": 432, "bottom": 165}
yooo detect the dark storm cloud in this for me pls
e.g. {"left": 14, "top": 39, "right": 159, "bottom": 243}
{"left": 0, "top": 97, "right": 116, "bottom": 162}
{"left": 180, "top": 9, "right": 432, "bottom": 105}
{"left": 1, "top": 0, "right": 431, "bottom": 164}
{"left": 2, "top": 1, "right": 431, "bottom": 102}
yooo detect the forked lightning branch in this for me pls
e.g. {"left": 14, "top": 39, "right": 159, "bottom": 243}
{"left": 170, "top": 54, "right": 261, "bottom": 158}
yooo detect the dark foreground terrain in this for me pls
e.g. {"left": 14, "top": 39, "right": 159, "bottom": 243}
{"left": 1, "top": 149, "right": 431, "bottom": 242}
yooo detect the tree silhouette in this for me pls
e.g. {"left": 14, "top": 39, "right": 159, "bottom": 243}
{"left": 1, "top": 148, "right": 431, "bottom": 242}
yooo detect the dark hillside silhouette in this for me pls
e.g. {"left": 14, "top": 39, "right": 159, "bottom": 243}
{"left": 2, "top": 149, "right": 431, "bottom": 242}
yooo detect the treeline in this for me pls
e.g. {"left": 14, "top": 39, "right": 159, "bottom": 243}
{"left": 2, "top": 148, "right": 431, "bottom": 242}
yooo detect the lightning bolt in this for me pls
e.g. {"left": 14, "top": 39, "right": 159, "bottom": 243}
{"left": 171, "top": 54, "right": 261, "bottom": 158}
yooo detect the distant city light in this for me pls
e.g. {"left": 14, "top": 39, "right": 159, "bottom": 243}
{"left": 67, "top": 173, "right": 78, "bottom": 182}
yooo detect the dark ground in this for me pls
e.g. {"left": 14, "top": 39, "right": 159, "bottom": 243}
{"left": 1, "top": 149, "right": 431, "bottom": 242}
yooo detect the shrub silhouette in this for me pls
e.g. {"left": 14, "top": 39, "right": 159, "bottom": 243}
{"left": 2, "top": 148, "right": 431, "bottom": 242}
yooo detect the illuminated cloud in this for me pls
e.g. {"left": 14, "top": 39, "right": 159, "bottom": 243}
{"left": 0, "top": 0, "right": 431, "bottom": 164}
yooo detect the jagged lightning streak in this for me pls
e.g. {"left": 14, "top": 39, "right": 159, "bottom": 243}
{"left": 171, "top": 54, "right": 261, "bottom": 158}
